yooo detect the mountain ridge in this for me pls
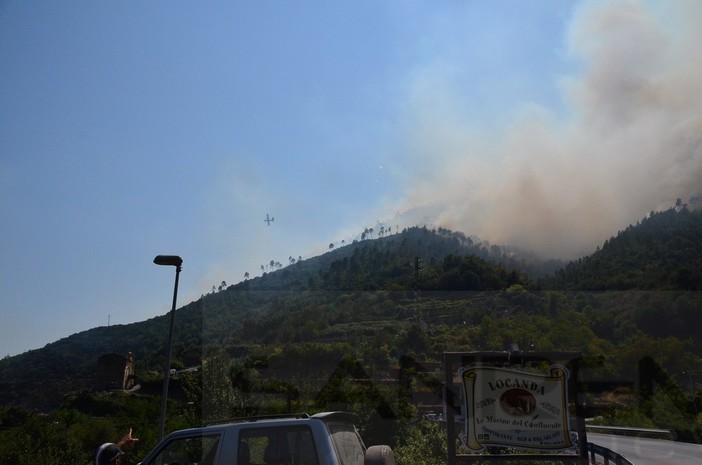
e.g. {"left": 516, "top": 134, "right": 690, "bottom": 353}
{"left": 2, "top": 208, "right": 701, "bottom": 411}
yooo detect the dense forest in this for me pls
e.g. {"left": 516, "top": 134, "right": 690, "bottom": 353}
{"left": 1, "top": 207, "right": 701, "bottom": 464}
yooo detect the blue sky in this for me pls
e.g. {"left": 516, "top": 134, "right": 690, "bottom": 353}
{"left": 2, "top": 0, "right": 700, "bottom": 357}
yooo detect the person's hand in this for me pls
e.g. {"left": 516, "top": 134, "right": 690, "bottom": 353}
{"left": 117, "top": 428, "right": 139, "bottom": 449}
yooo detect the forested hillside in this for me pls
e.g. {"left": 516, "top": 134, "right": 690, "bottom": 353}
{"left": 0, "top": 225, "right": 537, "bottom": 411}
{"left": 542, "top": 208, "right": 702, "bottom": 290}
{"left": 1, "top": 208, "right": 701, "bottom": 464}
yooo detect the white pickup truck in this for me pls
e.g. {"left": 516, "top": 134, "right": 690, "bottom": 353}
{"left": 137, "top": 412, "right": 395, "bottom": 465}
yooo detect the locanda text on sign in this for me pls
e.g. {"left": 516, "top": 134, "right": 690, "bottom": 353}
{"left": 487, "top": 377, "right": 546, "bottom": 395}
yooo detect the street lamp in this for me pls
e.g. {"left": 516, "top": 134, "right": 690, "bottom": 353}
{"left": 153, "top": 255, "right": 183, "bottom": 440}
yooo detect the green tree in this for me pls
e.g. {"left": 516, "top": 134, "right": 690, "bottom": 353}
{"left": 186, "top": 348, "right": 252, "bottom": 423}
{"left": 393, "top": 421, "right": 446, "bottom": 465}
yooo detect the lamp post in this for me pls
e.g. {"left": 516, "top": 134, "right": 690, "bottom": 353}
{"left": 153, "top": 255, "right": 183, "bottom": 440}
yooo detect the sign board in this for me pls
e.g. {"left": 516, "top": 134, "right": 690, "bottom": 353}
{"left": 443, "top": 351, "right": 587, "bottom": 464}
{"left": 459, "top": 365, "right": 573, "bottom": 451}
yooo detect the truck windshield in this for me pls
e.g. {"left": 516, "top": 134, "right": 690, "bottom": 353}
{"left": 327, "top": 423, "right": 365, "bottom": 465}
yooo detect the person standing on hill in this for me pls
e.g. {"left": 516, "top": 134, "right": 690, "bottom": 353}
{"left": 123, "top": 352, "right": 135, "bottom": 390}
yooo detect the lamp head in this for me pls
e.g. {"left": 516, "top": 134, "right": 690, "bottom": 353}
{"left": 153, "top": 255, "right": 183, "bottom": 267}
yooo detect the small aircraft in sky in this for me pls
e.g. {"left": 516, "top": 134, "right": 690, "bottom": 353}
{"left": 264, "top": 213, "right": 274, "bottom": 226}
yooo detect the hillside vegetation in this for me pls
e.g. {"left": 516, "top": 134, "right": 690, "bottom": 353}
{"left": 542, "top": 207, "right": 702, "bottom": 290}
{"left": 1, "top": 208, "right": 701, "bottom": 464}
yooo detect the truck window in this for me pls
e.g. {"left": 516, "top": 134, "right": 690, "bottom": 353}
{"left": 238, "top": 426, "right": 319, "bottom": 465}
{"left": 145, "top": 434, "right": 220, "bottom": 465}
{"left": 327, "top": 423, "right": 365, "bottom": 465}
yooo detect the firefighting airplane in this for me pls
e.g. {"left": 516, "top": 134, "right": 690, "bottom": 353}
{"left": 264, "top": 213, "right": 274, "bottom": 226}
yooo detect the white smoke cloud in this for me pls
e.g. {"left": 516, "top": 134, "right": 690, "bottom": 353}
{"left": 392, "top": 0, "right": 702, "bottom": 260}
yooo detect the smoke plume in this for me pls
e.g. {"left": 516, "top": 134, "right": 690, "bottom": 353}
{"left": 393, "top": 0, "right": 702, "bottom": 259}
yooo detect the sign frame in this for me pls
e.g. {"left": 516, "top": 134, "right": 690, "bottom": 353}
{"left": 443, "top": 351, "right": 588, "bottom": 464}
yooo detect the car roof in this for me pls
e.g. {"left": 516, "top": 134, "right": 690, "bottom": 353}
{"left": 161, "top": 411, "right": 360, "bottom": 437}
